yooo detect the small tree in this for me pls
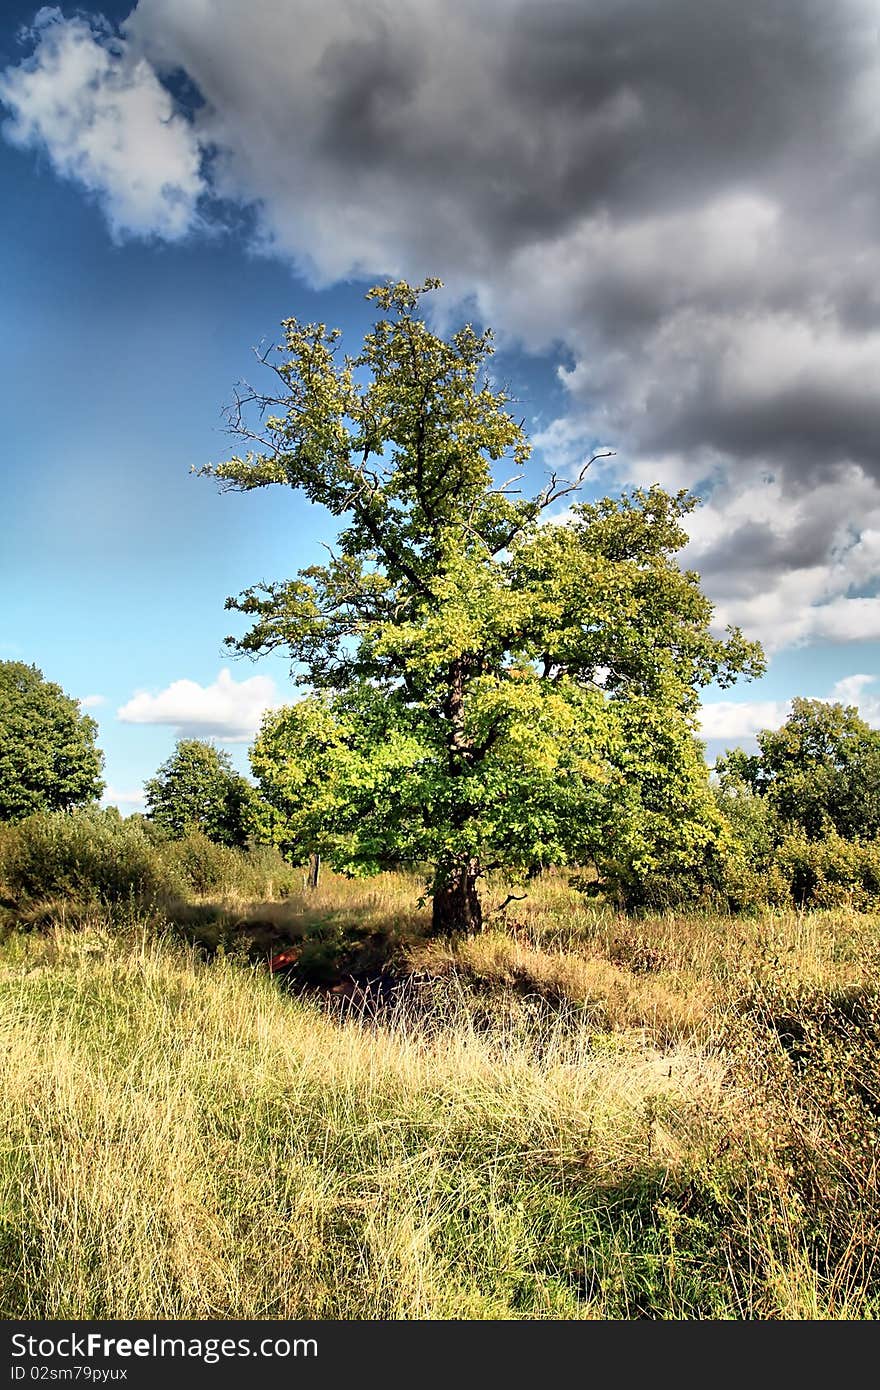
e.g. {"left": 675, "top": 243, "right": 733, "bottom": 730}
{"left": 0, "top": 661, "right": 104, "bottom": 821}
{"left": 203, "top": 280, "right": 764, "bottom": 931}
{"left": 717, "top": 697, "right": 880, "bottom": 840}
{"left": 144, "top": 739, "right": 257, "bottom": 847}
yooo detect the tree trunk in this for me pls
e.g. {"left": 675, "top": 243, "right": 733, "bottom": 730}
{"left": 431, "top": 861, "right": 482, "bottom": 935}
{"left": 307, "top": 853, "right": 321, "bottom": 890}
{"left": 433, "top": 658, "right": 483, "bottom": 934}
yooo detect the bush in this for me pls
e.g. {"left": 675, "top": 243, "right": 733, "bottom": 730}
{"left": 160, "top": 832, "right": 242, "bottom": 897}
{"left": 124, "top": 813, "right": 174, "bottom": 846}
{"left": 159, "top": 833, "right": 301, "bottom": 899}
{"left": 0, "top": 809, "right": 171, "bottom": 908}
{"left": 0, "top": 813, "right": 306, "bottom": 925}
{"left": 716, "top": 853, "right": 790, "bottom": 913}
{"left": 715, "top": 783, "right": 880, "bottom": 911}
{"left": 711, "top": 790, "right": 788, "bottom": 911}
{"left": 232, "top": 843, "right": 301, "bottom": 899}
{"left": 775, "top": 829, "right": 880, "bottom": 909}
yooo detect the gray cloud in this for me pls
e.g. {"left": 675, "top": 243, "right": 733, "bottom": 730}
{"left": 119, "top": 0, "right": 880, "bottom": 467}
{"left": 697, "top": 517, "right": 837, "bottom": 596}
{"left": 5, "top": 0, "right": 880, "bottom": 646}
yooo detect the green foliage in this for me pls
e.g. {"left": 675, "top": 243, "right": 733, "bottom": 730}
{"left": 718, "top": 697, "right": 880, "bottom": 840}
{"left": 714, "top": 786, "right": 880, "bottom": 911}
{"left": 714, "top": 700, "right": 880, "bottom": 910}
{"left": 711, "top": 787, "right": 788, "bottom": 911}
{"left": 0, "top": 808, "right": 171, "bottom": 908}
{"left": 124, "top": 812, "right": 174, "bottom": 846}
{"left": 160, "top": 831, "right": 243, "bottom": 896}
{"left": 144, "top": 740, "right": 258, "bottom": 848}
{"left": 773, "top": 829, "right": 880, "bottom": 909}
{"left": 205, "top": 280, "right": 764, "bottom": 928}
{"left": 0, "top": 662, "right": 104, "bottom": 822}
{"left": 0, "top": 811, "right": 301, "bottom": 917}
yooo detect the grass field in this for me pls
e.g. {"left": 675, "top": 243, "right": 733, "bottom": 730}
{"left": 1, "top": 872, "right": 879, "bottom": 1319}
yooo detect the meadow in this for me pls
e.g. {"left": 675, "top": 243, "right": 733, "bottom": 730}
{"left": 2, "top": 864, "right": 878, "bottom": 1320}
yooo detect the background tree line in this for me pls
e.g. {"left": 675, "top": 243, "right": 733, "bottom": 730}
{"left": 3, "top": 659, "right": 880, "bottom": 916}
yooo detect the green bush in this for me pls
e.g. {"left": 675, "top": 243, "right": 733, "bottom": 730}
{"left": 124, "top": 813, "right": 174, "bottom": 846}
{"left": 0, "top": 809, "right": 172, "bottom": 908}
{"left": 716, "top": 853, "right": 790, "bottom": 913}
{"left": 0, "top": 813, "right": 304, "bottom": 918}
{"left": 710, "top": 790, "right": 786, "bottom": 911}
{"left": 233, "top": 843, "right": 300, "bottom": 899}
{"left": 158, "top": 834, "right": 300, "bottom": 899}
{"left": 775, "top": 829, "right": 880, "bottom": 909}
{"left": 160, "top": 832, "right": 242, "bottom": 896}
{"left": 716, "top": 783, "right": 880, "bottom": 911}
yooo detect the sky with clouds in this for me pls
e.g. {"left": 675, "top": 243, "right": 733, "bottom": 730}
{"left": 1, "top": 0, "right": 878, "bottom": 811}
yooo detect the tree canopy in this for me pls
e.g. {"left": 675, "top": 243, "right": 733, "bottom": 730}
{"left": 717, "top": 697, "right": 880, "bottom": 841}
{"left": 0, "top": 661, "right": 104, "bottom": 822}
{"left": 144, "top": 739, "right": 257, "bottom": 847}
{"left": 203, "top": 279, "right": 764, "bottom": 930}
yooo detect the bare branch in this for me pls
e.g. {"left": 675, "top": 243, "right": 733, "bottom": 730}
{"left": 495, "top": 892, "right": 527, "bottom": 915}
{"left": 536, "top": 451, "right": 616, "bottom": 510}
{"left": 491, "top": 472, "right": 525, "bottom": 496}
{"left": 487, "top": 450, "right": 616, "bottom": 556}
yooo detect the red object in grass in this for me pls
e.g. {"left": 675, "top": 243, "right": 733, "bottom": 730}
{"left": 268, "top": 948, "right": 300, "bottom": 973}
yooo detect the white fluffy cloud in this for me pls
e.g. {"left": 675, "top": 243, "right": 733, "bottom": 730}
{"left": 117, "top": 668, "right": 281, "bottom": 741}
{"left": 79, "top": 693, "right": 106, "bottom": 708}
{"left": 699, "top": 699, "right": 790, "bottom": 743}
{"left": 101, "top": 784, "right": 145, "bottom": 810}
{"left": 0, "top": 8, "right": 205, "bottom": 240}
{"left": 830, "top": 674, "right": 880, "bottom": 727}
{"left": 700, "top": 674, "right": 880, "bottom": 744}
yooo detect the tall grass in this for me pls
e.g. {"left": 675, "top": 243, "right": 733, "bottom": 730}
{"left": 2, "top": 900, "right": 879, "bottom": 1319}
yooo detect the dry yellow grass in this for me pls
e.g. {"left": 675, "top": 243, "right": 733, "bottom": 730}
{"left": 414, "top": 931, "right": 713, "bottom": 1043}
{"left": 2, "top": 877, "right": 879, "bottom": 1320}
{"left": 0, "top": 926, "right": 741, "bottom": 1318}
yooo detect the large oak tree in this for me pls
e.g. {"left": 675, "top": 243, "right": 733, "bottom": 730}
{"left": 203, "top": 280, "right": 763, "bottom": 931}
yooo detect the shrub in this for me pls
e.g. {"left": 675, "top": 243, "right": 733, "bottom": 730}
{"left": 714, "top": 787, "right": 880, "bottom": 912}
{"left": 0, "top": 814, "right": 305, "bottom": 922}
{"left": 124, "top": 813, "right": 174, "bottom": 846}
{"left": 160, "top": 832, "right": 242, "bottom": 897}
{"left": 0, "top": 809, "right": 171, "bottom": 908}
{"left": 716, "top": 853, "right": 790, "bottom": 913}
{"left": 232, "top": 843, "right": 301, "bottom": 899}
{"left": 712, "top": 790, "right": 788, "bottom": 911}
{"left": 775, "top": 829, "right": 880, "bottom": 909}
{"left": 161, "top": 834, "right": 304, "bottom": 899}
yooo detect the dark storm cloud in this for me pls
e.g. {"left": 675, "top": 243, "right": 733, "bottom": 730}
{"left": 142, "top": 0, "right": 875, "bottom": 262}
{"left": 122, "top": 3, "right": 879, "bottom": 282}
{"left": 315, "top": 21, "right": 425, "bottom": 163}
{"left": 644, "top": 370, "right": 880, "bottom": 479}
{"left": 500, "top": 0, "right": 861, "bottom": 218}
{"left": 122, "top": 0, "right": 880, "bottom": 638}
{"left": 694, "top": 509, "right": 852, "bottom": 598}
{"left": 6, "top": 0, "right": 880, "bottom": 643}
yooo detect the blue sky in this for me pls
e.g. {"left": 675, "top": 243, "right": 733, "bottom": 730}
{"left": 1, "top": 1, "right": 879, "bottom": 810}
